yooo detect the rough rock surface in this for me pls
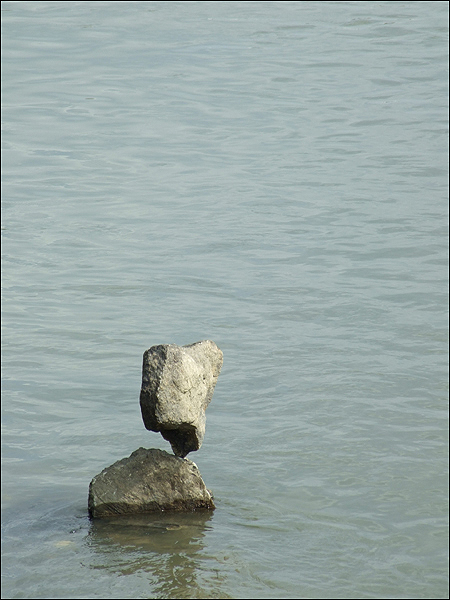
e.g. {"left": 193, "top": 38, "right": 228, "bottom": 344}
{"left": 139, "top": 340, "right": 223, "bottom": 457}
{"left": 88, "top": 447, "right": 215, "bottom": 518}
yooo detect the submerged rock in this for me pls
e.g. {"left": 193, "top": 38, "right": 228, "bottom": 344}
{"left": 139, "top": 340, "right": 223, "bottom": 457}
{"left": 88, "top": 448, "right": 215, "bottom": 518}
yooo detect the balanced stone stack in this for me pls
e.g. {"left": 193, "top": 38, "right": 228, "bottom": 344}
{"left": 88, "top": 341, "right": 223, "bottom": 519}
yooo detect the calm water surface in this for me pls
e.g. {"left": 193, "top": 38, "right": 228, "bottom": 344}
{"left": 1, "top": 1, "right": 448, "bottom": 598}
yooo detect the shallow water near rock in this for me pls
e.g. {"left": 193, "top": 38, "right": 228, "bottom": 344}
{"left": 1, "top": 1, "right": 448, "bottom": 599}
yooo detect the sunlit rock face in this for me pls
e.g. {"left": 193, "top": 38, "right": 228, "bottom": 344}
{"left": 139, "top": 341, "right": 223, "bottom": 457}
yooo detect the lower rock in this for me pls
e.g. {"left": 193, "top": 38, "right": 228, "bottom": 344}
{"left": 88, "top": 447, "right": 215, "bottom": 518}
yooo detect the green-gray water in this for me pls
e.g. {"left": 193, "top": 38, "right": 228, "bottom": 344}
{"left": 2, "top": 1, "right": 448, "bottom": 598}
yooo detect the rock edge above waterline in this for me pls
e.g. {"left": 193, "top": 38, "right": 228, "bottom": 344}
{"left": 88, "top": 447, "right": 215, "bottom": 519}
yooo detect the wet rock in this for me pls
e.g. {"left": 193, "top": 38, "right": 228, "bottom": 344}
{"left": 88, "top": 448, "right": 215, "bottom": 518}
{"left": 139, "top": 340, "right": 223, "bottom": 457}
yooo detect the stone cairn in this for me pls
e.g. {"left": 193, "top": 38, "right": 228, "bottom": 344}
{"left": 88, "top": 340, "right": 223, "bottom": 518}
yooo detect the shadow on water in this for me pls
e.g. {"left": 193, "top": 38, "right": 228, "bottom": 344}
{"left": 86, "top": 511, "right": 232, "bottom": 599}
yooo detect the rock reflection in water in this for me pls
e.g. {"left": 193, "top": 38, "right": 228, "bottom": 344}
{"left": 86, "top": 511, "right": 231, "bottom": 599}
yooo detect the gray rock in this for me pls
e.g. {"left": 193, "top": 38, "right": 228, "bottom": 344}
{"left": 88, "top": 447, "right": 215, "bottom": 518}
{"left": 139, "top": 340, "right": 223, "bottom": 457}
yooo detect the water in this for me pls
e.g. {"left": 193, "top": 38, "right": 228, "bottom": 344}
{"left": 1, "top": 1, "right": 448, "bottom": 598}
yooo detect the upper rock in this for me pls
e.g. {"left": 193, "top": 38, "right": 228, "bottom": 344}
{"left": 139, "top": 340, "right": 223, "bottom": 457}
